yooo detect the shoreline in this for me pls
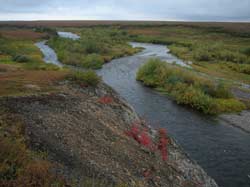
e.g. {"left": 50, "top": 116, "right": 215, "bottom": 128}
{"left": 219, "top": 110, "right": 250, "bottom": 134}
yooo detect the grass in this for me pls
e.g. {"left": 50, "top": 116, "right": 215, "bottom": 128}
{"left": 0, "top": 64, "right": 68, "bottom": 96}
{"left": 66, "top": 70, "right": 100, "bottom": 87}
{"left": 127, "top": 24, "right": 250, "bottom": 85}
{"left": 0, "top": 28, "right": 70, "bottom": 96}
{"left": 137, "top": 59, "right": 246, "bottom": 115}
{"left": 0, "top": 109, "right": 68, "bottom": 187}
{"left": 48, "top": 28, "right": 141, "bottom": 69}
{"left": 0, "top": 31, "right": 62, "bottom": 71}
{"left": 1, "top": 107, "right": 136, "bottom": 187}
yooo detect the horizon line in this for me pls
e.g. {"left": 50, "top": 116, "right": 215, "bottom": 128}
{"left": 0, "top": 19, "right": 249, "bottom": 23}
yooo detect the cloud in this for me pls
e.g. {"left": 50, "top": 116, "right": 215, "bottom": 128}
{"left": 0, "top": 0, "right": 249, "bottom": 21}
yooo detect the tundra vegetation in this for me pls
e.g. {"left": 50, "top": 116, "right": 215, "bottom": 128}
{"left": 48, "top": 28, "right": 140, "bottom": 69}
{"left": 137, "top": 59, "right": 246, "bottom": 114}
{"left": 127, "top": 24, "right": 250, "bottom": 84}
{"left": 0, "top": 27, "right": 131, "bottom": 187}
{"left": 0, "top": 109, "right": 68, "bottom": 187}
{"left": 0, "top": 22, "right": 250, "bottom": 186}
{"left": 0, "top": 28, "right": 101, "bottom": 96}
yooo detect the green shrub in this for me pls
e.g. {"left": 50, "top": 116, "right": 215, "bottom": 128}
{"left": 67, "top": 70, "right": 100, "bottom": 86}
{"left": 168, "top": 45, "right": 190, "bottom": 60}
{"left": 193, "top": 49, "right": 212, "bottom": 61}
{"left": 214, "top": 99, "right": 246, "bottom": 113}
{"left": 137, "top": 59, "right": 246, "bottom": 114}
{"left": 136, "top": 58, "right": 164, "bottom": 86}
{"left": 208, "top": 82, "right": 233, "bottom": 99}
{"left": 82, "top": 53, "right": 104, "bottom": 69}
{"left": 84, "top": 40, "right": 101, "bottom": 54}
{"left": 12, "top": 55, "right": 30, "bottom": 63}
{"left": 172, "top": 84, "right": 216, "bottom": 114}
{"left": 48, "top": 28, "right": 138, "bottom": 68}
{"left": 241, "top": 47, "right": 250, "bottom": 56}
{"left": 225, "top": 62, "right": 250, "bottom": 75}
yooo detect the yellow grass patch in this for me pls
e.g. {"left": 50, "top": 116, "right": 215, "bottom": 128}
{"left": 0, "top": 64, "right": 68, "bottom": 96}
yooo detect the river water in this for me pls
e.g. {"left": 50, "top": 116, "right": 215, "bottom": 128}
{"left": 98, "top": 43, "right": 250, "bottom": 187}
{"left": 35, "top": 41, "right": 62, "bottom": 67}
{"left": 57, "top": 31, "right": 80, "bottom": 40}
{"left": 36, "top": 33, "right": 250, "bottom": 187}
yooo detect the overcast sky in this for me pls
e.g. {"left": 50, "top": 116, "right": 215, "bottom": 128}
{"left": 0, "top": 0, "right": 249, "bottom": 21}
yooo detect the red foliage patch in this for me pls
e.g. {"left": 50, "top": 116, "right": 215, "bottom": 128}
{"left": 0, "top": 29, "right": 47, "bottom": 40}
{"left": 125, "top": 122, "right": 169, "bottom": 161}
{"left": 98, "top": 96, "right": 114, "bottom": 104}
{"left": 157, "top": 129, "right": 169, "bottom": 161}
{"left": 125, "top": 123, "right": 155, "bottom": 150}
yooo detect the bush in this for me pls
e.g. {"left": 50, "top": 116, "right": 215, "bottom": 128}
{"left": 84, "top": 40, "right": 101, "bottom": 54}
{"left": 67, "top": 70, "right": 100, "bottom": 86}
{"left": 168, "top": 45, "right": 190, "bottom": 59}
{"left": 241, "top": 47, "right": 250, "bottom": 56}
{"left": 193, "top": 49, "right": 212, "bottom": 61}
{"left": 214, "top": 99, "right": 246, "bottom": 114}
{"left": 216, "top": 50, "right": 247, "bottom": 63}
{"left": 12, "top": 55, "right": 30, "bottom": 63}
{"left": 48, "top": 28, "right": 139, "bottom": 68}
{"left": 137, "top": 59, "right": 246, "bottom": 114}
{"left": 225, "top": 62, "right": 250, "bottom": 75}
{"left": 136, "top": 58, "right": 164, "bottom": 86}
{"left": 172, "top": 84, "right": 216, "bottom": 114}
{"left": 82, "top": 53, "right": 104, "bottom": 69}
{"left": 208, "top": 82, "right": 233, "bottom": 99}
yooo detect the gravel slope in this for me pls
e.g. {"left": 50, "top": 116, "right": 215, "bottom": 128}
{"left": 1, "top": 82, "right": 218, "bottom": 187}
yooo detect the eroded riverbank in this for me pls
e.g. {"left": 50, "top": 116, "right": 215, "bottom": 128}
{"left": 32, "top": 32, "right": 220, "bottom": 186}
{"left": 98, "top": 42, "right": 250, "bottom": 187}
{"left": 1, "top": 81, "right": 218, "bottom": 187}
{"left": 35, "top": 31, "right": 250, "bottom": 187}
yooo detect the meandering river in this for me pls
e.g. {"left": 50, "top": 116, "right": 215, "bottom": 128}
{"left": 36, "top": 33, "right": 250, "bottom": 187}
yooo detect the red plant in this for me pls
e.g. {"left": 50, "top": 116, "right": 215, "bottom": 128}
{"left": 98, "top": 96, "right": 114, "bottom": 104}
{"left": 125, "top": 123, "right": 141, "bottom": 143}
{"left": 140, "top": 130, "right": 152, "bottom": 147}
{"left": 157, "top": 128, "right": 169, "bottom": 161}
{"left": 125, "top": 123, "right": 169, "bottom": 161}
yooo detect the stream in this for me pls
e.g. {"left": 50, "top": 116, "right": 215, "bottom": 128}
{"left": 36, "top": 33, "right": 250, "bottom": 187}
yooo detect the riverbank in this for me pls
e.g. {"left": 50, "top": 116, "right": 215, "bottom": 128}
{"left": 136, "top": 59, "right": 246, "bottom": 115}
{"left": 0, "top": 81, "right": 218, "bottom": 187}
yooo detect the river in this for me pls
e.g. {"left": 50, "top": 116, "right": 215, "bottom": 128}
{"left": 36, "top": 33, "right": 250, "bottom": 187}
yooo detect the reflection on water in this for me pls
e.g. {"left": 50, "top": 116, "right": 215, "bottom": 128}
{"left": 35, "top": 41, "right": 62, "bottom": 67}
{"left": 130, "top": 42, "right": 190, "bottom": 68}
{"left": 57, "top": 31, "right": 80, "bottom": 40}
